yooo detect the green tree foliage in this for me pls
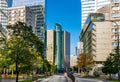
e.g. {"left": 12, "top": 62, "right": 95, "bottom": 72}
{"left": 0, "top": 21, "right": 43, "bottom": 82}
{"left": 102, "top": 53, "right": 118, "bottom": 79}
{"left": 77, "top": 53, "right": 94, "bottom": 74}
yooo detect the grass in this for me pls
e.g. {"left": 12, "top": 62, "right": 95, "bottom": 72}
{"left": 108, "top": 79, "right": 118, "bottom": 82}
{"left": 19, "top": 79, "right": 32, "bottom": 82}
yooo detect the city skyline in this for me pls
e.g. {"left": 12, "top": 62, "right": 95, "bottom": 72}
{"left": 8, "top": 0, "right": 81, "bottom": 55}
{"left": 46, "top": 0, "right": 81, "bottom": 55}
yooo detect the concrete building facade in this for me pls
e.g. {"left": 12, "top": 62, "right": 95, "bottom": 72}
{"left": 97, "top": 1, "right": 120, "bottom": 53}
{"left": 70, "top": 55, "right": 77, "bottom": 67}
{"left": 46, "top": 30, "right": 55, "bottom": 64}
{"left": 8, "top": 6, "right": 35, "bottom": 33}
{"left": 80, "top": 13, "right": 112, "bottom": 67}
{"left": 12, "top": 0, "right": 46, "bottom": 40}
{"left": 77, "top": 42, "right": 83, "bottom": 55}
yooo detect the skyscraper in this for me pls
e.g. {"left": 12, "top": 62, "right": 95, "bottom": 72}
{"left": 8, "top": 6, "right": 35, "bottom": 33}
{"left": 46, "top": 24, "right": 70, "bottom": 72}
{"left": 0, "top": 0, "right": 8, "bottom": 28}
{"left": 12, "top": 0, "right": 45, "bottom": 7}
{"left": 62, "top": 31, "right": 70, "bottom": 70}
{"left": 81, "top": 0, "right": 110, "bottom": 27}
{"left": 55, "top": 23, "right": 63, "bottom": 71}
{"left": 46, "top": 30, "right": 55, "bottom": 64}
{"left": 12, "top": 0, "right": 45, "bottom": 40}
{"left": 80, "top": 13, "right": 112, "bottom": 67}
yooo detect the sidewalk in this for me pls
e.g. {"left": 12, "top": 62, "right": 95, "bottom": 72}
{"left": 74, "top": 73, "right": 110, "bottom": 82}
{"left": 33, "top": 75, "right": 53, "bottom": 82}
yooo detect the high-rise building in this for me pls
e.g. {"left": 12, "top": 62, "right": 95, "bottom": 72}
{"left": 0, "top": 0, "right": 8, "bottom": 28}
{"left": 8, "top": 6, "right": 35, "bottom": 32}
{"left": 81, "top": 0, "right": 110, "bottom": 27}
{"left": 12, "top": 0, "right": 45, "bottom": 40}
{"left": 11, "top": 0, "right": 46, "bottom": 59}
{"left": 46, "top": 24, "right": 70, "bottom": 72}
{"left": 70, "top": 55, "right": 77, "bottom": 67}
{"left": 46, "top": 30, "right": 55, "bottom": 64}
{"left": 62, "top": 31, "right": 70, "bottom": 70}
{"left": 110, "top": 0, "right": 120, "bottom": 20}
{"left": 55, "top": 24, "right": 63, "bottom": 71}
{"left": 79, "top": 13, "right": 112, "bottom": 67}
{"left": 12, "top": 0, "right": 45, "bottom": 7}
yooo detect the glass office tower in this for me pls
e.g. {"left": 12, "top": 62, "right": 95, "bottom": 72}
{"left": 55, "top": 23, "right": 63, "bottom": 72}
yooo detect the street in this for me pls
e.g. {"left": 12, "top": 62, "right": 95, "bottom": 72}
{"left": 41, "top": 75, "right": 68, "bottom": 82}
{"left": 1, "top": 78, "right": 24, "bottom": 82}
{"left": 76, "top": 77, "right": 108, "bottom": 82}
{"left": 1, "top": 75, "right": 110, "bottom": 82}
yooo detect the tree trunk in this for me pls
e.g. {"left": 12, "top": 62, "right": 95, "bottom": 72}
{"left": 12, "top": 69, "right": 13, "bottom": 77}
{"left": 109, "top": 74, "right": 111, "bottom": 79}
{"left": 16, "top": 59, "right": 19, "bottom": 82}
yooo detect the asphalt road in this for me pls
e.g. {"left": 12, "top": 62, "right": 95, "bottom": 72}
{"left": 76, "top": 77, "right": 107, "bottom": 82}
{"left": 41, "top": 75, "right": 67, "bottom": 82}
{"left": 1, "top": 78, "right": 24, "bottom": 82}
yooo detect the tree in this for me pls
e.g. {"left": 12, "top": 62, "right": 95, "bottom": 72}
{"left": 77, "top": 53, "right": 94, "bottom": 74}
{"left": 102, "top": 53, "right": 118, "bottom": 79}
{"left": 1, "top": 21, "right": 43, "bottom": 82}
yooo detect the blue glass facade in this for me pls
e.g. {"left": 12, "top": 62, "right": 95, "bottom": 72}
{"left": 55, "top": 23, "right": 63, "bottom": 71}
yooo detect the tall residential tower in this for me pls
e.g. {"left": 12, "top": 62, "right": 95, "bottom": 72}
{"left": 12, "top": 0, "right": 46, "bottom": 40}
{"left": 81, "top": 0, "right": 110, "bottom": 27}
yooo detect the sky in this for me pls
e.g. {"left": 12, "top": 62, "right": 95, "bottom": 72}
{"left": 8, "top": 0, "right": 81, "bottom": 55}
{"left": 46, "top": 0, "right": 81, "bottom": 55}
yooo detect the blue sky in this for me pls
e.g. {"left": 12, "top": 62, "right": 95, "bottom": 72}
{"left": 46, "top": 0, "right": 81, "bottom": 55}
{"left": 8, "top": 0, "right": 81, "bottom": 55}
